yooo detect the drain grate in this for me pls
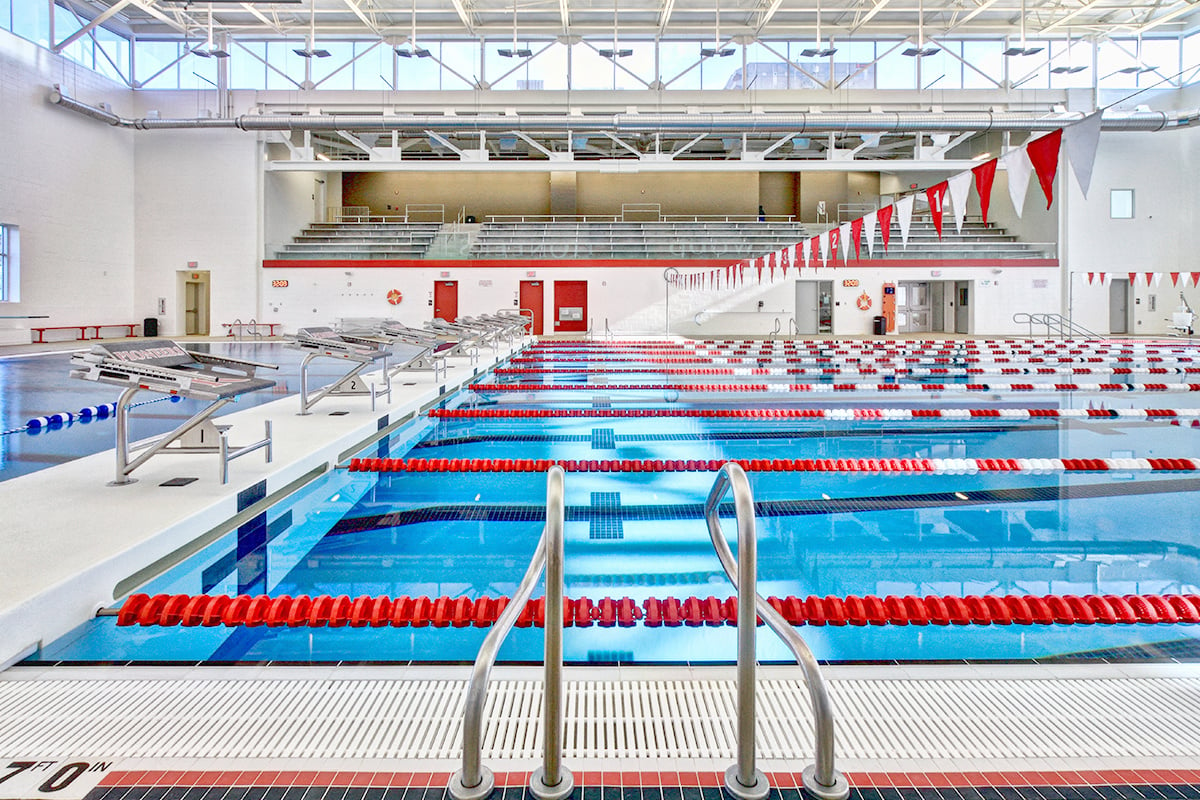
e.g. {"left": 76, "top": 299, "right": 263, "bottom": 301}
{"left": 0, "top": 674, "right": 1198, "bottom": 761}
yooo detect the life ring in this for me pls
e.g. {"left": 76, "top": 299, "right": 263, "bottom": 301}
{"left": 387, "top": 289, "right": 403, "bottom": 305}
{"left": 856, "top": 292, "right": 872, "bottom": 311}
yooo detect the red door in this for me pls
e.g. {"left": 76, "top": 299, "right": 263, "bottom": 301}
{"left": 519, "top": 280, "right": 544, "bottom": 334}
{"left": 434, "top": 280, "right": 458, "bottom": 322}
{"left": 553, "top": 280, "right": 588, "bottom": 333}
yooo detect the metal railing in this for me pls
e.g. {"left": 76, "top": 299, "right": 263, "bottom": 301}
{"left": 484, "top": 214, "right": 799, "bottom": 224}
{"left": 1013, "top": 312, "right": 1102, "bottom": 339}
{"left": 704, "top": 463, "right": 849, "bottom": 800}
{"left": 448, "top": 466, "right": 572, "bottom": 800}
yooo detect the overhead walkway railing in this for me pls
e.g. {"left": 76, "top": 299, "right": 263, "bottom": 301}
{"left": 448, "top": 465, "right": 573, "bottom": 800}
{"left": 704, "top": 463, "right": 849, "bottom": 800}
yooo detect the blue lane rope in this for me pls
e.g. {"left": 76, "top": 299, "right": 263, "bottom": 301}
{"left": 6, "top": 395, "right": 184, "bottom": 437}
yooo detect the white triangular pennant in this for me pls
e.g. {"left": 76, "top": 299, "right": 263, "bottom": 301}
{"left": 863, "top": 211, "right": 878, "bottom": 258}
{"left": 819, "top": 230, "right": 830, "bottom": 265}
{"left": 1003, "top": 147, "right": 1034, "bottom": 218}
{"left": 1154, "top": 272, "right": 1163, "bottom": 288}
{"left": 839, "top": 222, "right": 853, "bottom": 262}
{"left": 1063, "top": 111, "right": 1103, "bottom": 199}
{"left": 948, "top": 171, "right": 973, "bottom": 234}
{"left": 895, "top": 195, "right": 914, "bottom": 249}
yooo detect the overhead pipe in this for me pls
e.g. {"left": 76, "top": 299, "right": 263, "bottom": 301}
{"left": 50, "top": 86, "right": 1200, "bottom": 134}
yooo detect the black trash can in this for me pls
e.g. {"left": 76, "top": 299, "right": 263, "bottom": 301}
{"left": 143, "top": 317, "right": 158, "bottom": 337}
{"left": 872, "top": 315, "right": 887, "bottom": 335}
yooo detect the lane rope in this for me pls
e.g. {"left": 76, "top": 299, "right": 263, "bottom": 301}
{"left": 112, "top": 591, "right": 1200, "bottom": 629}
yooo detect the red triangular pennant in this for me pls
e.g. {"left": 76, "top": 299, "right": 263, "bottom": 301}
{"left": 811, "top": 237, "right": 820, "bottom": 264}
{"left": 757, "top": 260, "right": 763, "bottom": 283}
{"left": 1026, "top": 129, "right": 1063, "bottom": 209}
{"left": 926, "top": 182, "right": 949, "bottom": 239}
{"left": 972, "top": 159, "right": 998, "bottom": 224}
{"left": 829, "top": 227, "right": 841, "bottom": 263}
{"left": 851, "top": 217, "right": 863, "bottom": 260}
{"left": 1128, "top": 272, "right": 1137, "bottom": 285}
{"left": 1087, "top": 273, "right": 1094, "bottom": 285}
{"left": 877, "top": 205, "right": 893, "bottom": 251}
{"left": 1145, "top": 272, "right": 1154, "bottom": 287}
{"left": 1171, "top": 272, "right": 1180, "bottom": 286}
{"left": 1192, "top": 272, "right": 1200, "bottom": 288}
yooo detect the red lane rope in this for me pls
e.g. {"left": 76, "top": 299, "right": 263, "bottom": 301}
{"left": 114, "top": 592, "right": 1200, "bottom": 629}
{"left": 343, "top": 456, "right": 1198, "bottom": 473}
{"left": 428, "top": 407, "right": 1199, "bottom": 420}
{"left": 471, "top": 382, "right": 1200, "bottom": 394}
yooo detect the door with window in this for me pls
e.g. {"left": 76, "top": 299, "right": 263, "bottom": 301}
{"left": 954, "top": 281, "right": 970, "bottom": 333}
{"left": 434, "top": 281, "right": 458, "bottom": 322}
{"left": 519, "top": 280, "right": 544, "bottom": 334}
{"left": 896, "top": 281, "right": 932, "bottom": 333}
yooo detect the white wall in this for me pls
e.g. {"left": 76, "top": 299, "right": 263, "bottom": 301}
{"left": 0, "top": 30, "right": 135, "bottom": 343}
{"left": 261, "top": 261, "right": 1061, "bottom": 336}
{"left": 1063, "top": 119, "right": 1200, "bottom": 335}
{"left": 131, "top": 91, "right": 261, "bottom": 335}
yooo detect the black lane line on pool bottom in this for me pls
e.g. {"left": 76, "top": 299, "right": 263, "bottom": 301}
{"left": 325, "top": 477, "right": 1200, "bottom": 537}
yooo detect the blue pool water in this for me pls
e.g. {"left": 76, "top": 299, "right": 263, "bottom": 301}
{"left": 30, "top": 341, "right": 1200, "bottom": 665}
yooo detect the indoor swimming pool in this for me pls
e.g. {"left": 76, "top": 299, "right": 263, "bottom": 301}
{"left": 27, "top": 338, "right": 1200, "bottom": 666}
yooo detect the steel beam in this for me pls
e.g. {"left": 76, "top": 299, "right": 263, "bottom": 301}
{"left": 54, "top": 0, "right": 134, "bottom": 53}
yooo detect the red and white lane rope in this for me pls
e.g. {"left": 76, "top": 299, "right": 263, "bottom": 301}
{"left": 428, "top": 406, "right": 1200, "bottom": 420}
{"left": 496, "top": 366, "right": 1200, "bottom": 377}
{"left": 344, "top": 455, "right": 1200, "bottom": 473}
{"left": 112, "top": 591, "right": 1200, "bottom": 629}
{"left": 471, "top": 381, "right": 1200, "bottom": 394}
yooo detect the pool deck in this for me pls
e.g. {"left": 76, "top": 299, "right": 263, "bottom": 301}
{"left": 0, "top": 337, "right": 525, "bottom": 671}
{"left": 2, "top": 334, "right": 1200, "bottom": 799}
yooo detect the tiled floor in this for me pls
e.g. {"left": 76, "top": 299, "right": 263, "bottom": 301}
{"left": 83, "top": 770, "right": 1200, "bottom": 800}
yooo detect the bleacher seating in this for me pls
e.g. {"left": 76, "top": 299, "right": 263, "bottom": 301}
{"left": 274, "top": 221, "right": 441, "bottom": 260}
{"left": 470, "top": 220, "right": 809, "bottom": 260}
{"left": 857, "top": 216, "right": 1055, "bottom": 260}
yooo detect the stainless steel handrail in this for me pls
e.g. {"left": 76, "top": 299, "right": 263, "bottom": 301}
{"left": 1012, "top": 311, "right": 1101, "bottom": 340}
{"left": 448, "top": 466, "right": 572, "bottom": 800}
{"left": 704, "top": 463, "right": 849, "bottom": 800}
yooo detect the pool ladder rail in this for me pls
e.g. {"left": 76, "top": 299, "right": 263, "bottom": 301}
{"left": 448, "top": 463, "right": 849, "bottom": 800}
{"left": 449, "top": 464, "right": 573, "bottom": 800}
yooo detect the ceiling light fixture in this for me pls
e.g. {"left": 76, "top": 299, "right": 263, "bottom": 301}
{"left": 902, "top": 0, "right": 940, "bottom": 57}
{"left": 700, "top": 0, "right": 734, "bottom": 57}
{"left": 191, "top": 4, "right": 230, "bottom": 58}
{"left": 600, "top": 0, "right": 631, "bottom": 58}
{"left": 395, "top": 0, "right": 431, "bottom": 57}
{"left": 800, "top": 0, "right": 836, "bottom": 58}
{"left": 1051, "top": 30, "right": 1087, "bottom": 72}
{"left": 1003, "top": 0, "right": 1043, "bottom": 56}
{"left": 294, "top": 1, "right": 331, "bottom": 58}
{"left": 498, "top": 0, "right": 533, "bottom": 57}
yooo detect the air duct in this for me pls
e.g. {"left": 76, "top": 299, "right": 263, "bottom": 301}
{"left": 49, "top": 86, "right": 1200, "bottom": 134}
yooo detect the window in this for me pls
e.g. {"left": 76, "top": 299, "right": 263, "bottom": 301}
{"left": 1, "top": 225, "right": 19, "bottom": 303}
{"left": 1110, "top": 189, "right": 1134, "bottom": 219}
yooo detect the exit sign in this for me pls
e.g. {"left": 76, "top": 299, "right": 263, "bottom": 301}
{"left": 842, "top": 279, "right": 860, "bottom": 287}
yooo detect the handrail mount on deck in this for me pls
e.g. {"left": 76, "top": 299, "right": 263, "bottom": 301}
{"left": 448, "top": 466, "right": 572, "bottom": 800}
{"left": 705, "top": 463, "right": 849, "bottom": 800}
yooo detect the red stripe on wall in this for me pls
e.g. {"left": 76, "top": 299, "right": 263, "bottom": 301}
{"left": 262, "top": 258, "right": 1060, "bottom": 269}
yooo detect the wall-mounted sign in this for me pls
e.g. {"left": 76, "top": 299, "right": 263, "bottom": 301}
{"left": 930, "top": 270, "right": 942, "bottom": 277}
{"left": 1033, "top": 279, "right": 1049, "bottom": 288}
{"left": 526, "top": 271, "right": 537, "bottom": 277}
{"left": 842, "top": 279, "right": 860, "bottom": 287}
{"left": 271, "top": 279, "right": 289, "bottom": 288}
{"left": 440, "top": 271, "right": 451, "bottom": 278}
{"left": 479, "top": 279, "right": 493, "bottom": 287}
